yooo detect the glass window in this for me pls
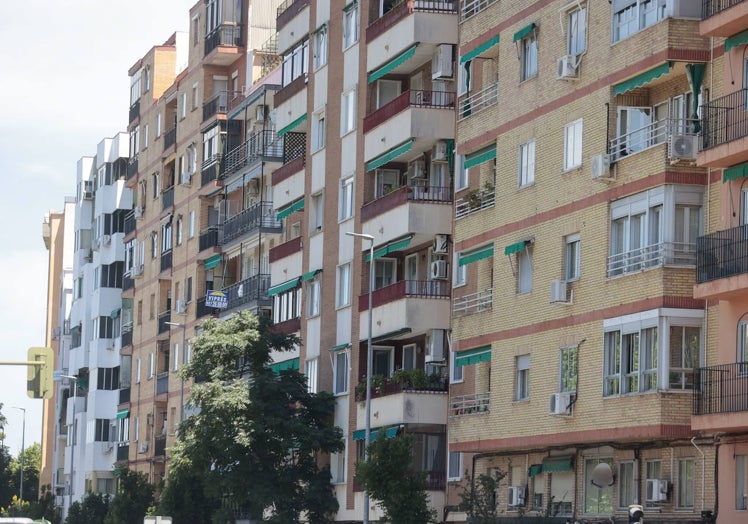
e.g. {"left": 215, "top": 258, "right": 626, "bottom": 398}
{"left": 337, "top": 263, "right": 351, "bottom": 308}
{"left": 341, "top": 88, "right": 357, "bottom": 134}
{"left": 455, "top": 155, "right": 468, "bottom": 191}
{"left": 568, "top": 6, "right": 587, "bottom": 56}
{"left": 375, "top": 169, "right": 400, "bottom": 198}
{"left": 560, "top": 345, "right": 578, "bottom": 393}
{"left": 372, "top": 347, "right": 394, "bottom": 377}
{"left": 282, "top": 39, "right": 309, "bottom": 87}
{"left": 306, "top": 358, "right": 318, "bottom": 394}
{"left": 311, "top": 193, "right": 324, "bottom": 233}
{"left": 313, "top": 25, "right": 328, "bottom": 69}
{"left": 521, "top": 31, "right": 538, "bottom": 82}
{"left": 343, "top": 2, "right": 359, "bottom": 49}
{"left": 517, "top": 246, "right": 533, "bottom": 294}
{"left": 333, "top": 350, "right": 348, "bottom": 394}
{"left": 340, "top": 177, "right": 354, "bottom": 221}
{"left": 669, "top": 325, "right": 699, "bottom": 389}
{"left": 307, "top": 275, "right": 321, "bottom": 317}
{"left": 516, "top": 354, "right": 530, "bottom": 400}
{"left": 564, "top": 119, "right": 583, "bottom": 170}
{"left": 313, "top": 110, "right": 326, "bottom": 151}
{"left": 564, "top": 233, "right": 581, "bottom": 281}
{"left": 737, "top": 455, "right": 747, "bottom": 510}
{"left": 584, "top": 457, "right": 614, "bottom": 514}
{"left": 619, "top": 461, "right": 636, "bottom": 508}
{"left": 518, "top": 139, "right": 536, "bottom": 187}
{"left": 677, "top": 457, "right": 695, "bottom": 508}
{"left": 374, "top": 258, "right": 396, "bottom": 290}
{"left": 448, "top": 451, "right": 462, "bottom": 481}
{"left": 451, "top": 349, "right": 464, "bottom": 383}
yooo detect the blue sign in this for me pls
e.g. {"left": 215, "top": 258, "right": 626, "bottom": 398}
{"left": 205, "top": 290, "right": 228, "bottom": 309}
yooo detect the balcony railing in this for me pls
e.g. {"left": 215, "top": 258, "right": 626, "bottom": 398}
{"left": 696, "top": 223, "right": 748, "bottom": 283}
{"left": 121, "top": 325, "right": 133, "bottom": 347}
{"left": 203, "top": 92, "right": 229, "bottom": 121}
{"left": 355, "top": 372, "right": 449, "bottom": 401}
{"left": 116, "top": 443, "right": 129, "bottom": 462}
{"left": 126, "top": 156, "right": 138, "bottom": 179}
{"left": 201, "top": 156, "right": 222, "bottom": 186}
{"left": 129, "top": 99, "right": 140, "bottom": 123}
{"left": 362, "top": 185, "right": 452, "bottom": 222}
{"left": 363, "top": 89, "right": 456, "bottom": 133}
{"left": 222, "top": 274, "right": 271, "bottom": 310}
{"left": 702, "top": 0, "right": 744, "bottom": 19}
{"left": 458, "top": 82, "right": 498, "bottom": 122}
{"left": 461, "top": 0, "right": 498, "bottom": 21}
{"left": 160, "top": 249, "right": 173, "bottom": 272}
{"left": 453, "top": 288, "right": 493, "bottom": 316}
{"left": 450, "top": 391, "right": 490, "bottom": 416}
{"left": 156, "top": 372, "right": 169, "bottom": 396}
{"left": 366, "top": 0, "right": 457, "bottom": 43}
{"left": 205, "top": 24, "right": 243, "bottom": 56}
{"left": 608, "top": 242, "right": 696, "bottom": 278}
{"left": 455, "top": 188, "right": 495, "bottom": 219}
{"left": 701, "top": 88, "right": 748, "bottom": 150}
{"left": 163, "top": 126, "right": 177, "bottom": 150}
{"left": 119, "top": 387, "right": 130, "bottom": 404}
{"left": 359, "top": 279, "right": 450, "bottom": 311}
{"left": 610, "top": 118, "right": 697, "bottom": 162}
{"left": 694, "top": 362, "right": 748, "bottom": 415}
{"left": 222, "top": 201, "right": 281, "bottom": 244}
{"left": 276, "top": 0, "right": 309, "bottom": 30}
{"left": 196, "top": 296, "right": 218, "bottom": 318}
{"left": 123, "top": 275, "right": 135, "bottom": 292}
{"left": 154, "top": 435, "right": 167, "bottom": 457}
{"left": 158, "top": 310, "right": 171, "bottom": 334}
{"left": 199, "top": 226, "right": 222, "bottom": 252}
{"left": 162, "top": 186, "right": 174, "bottom": 210}
{"left": 124, "top": 210, "right": 136, "bottom": 235}
{"left": 223, "top": 130, "right": 283, "bottom": 177}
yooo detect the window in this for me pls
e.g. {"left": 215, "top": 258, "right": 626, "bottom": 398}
{"left": 311, "top": 193, "right": 324, "bottom": 233}
{"left": 617, "top": 107, "right": 652, "bottom": 156}
{"left": 517, "top": 245, "right": 533, "bottom": 294}
{"left": 454, "top": 255, "right": 467, "bottom": 287}
{"left": 448, "top": 451, "right": 463, "bottom": 481}
{"left": 203, "top": 125, "right": 220, "bottom": 164}
{"left": 173, "top": 343, "right": 180, "bottom": 371}
{"left": 374, "top": 258, "right": 396, "bottom": 290}
{"left": 152, "top": 172, "right": 160, "bottom": 199}
{"left": 97, "top": 367, "right": 120, "bottom": 390}
{"left": 333, "top": 350, "right": 349, "bottom": 394}
{"left": 94, "top": 316, "right": 116, "bottom": 339}
{"left": 518, "top": 139, "right": 535, "bottom": 187}
{"left": 180, "top": 92, "right": 187, "bottom": 119}
{"left": 520, "top": 30, "right": 538, "bottom": 82}
{"left": 307, "top": 274, "right": 321, "bottom": 317}
{"left": 176, "top": 217, "right": 183, "bottom": 245}
{"left": 455, "top": 155, "right": 468, "bottom": 191}
{"left": 313, "top": 110, "right": 326, "bottom": 151}
{"left": 337, "top": 263, "right": 351, "bottom": 308}
{"left": 677, "top": 457, "right": 695, "bottom": 508}
{"left": 375, "top": 169, "right": 400, "bottom": 198}
{"left": 341, "top": 88, "right": 357, "bottom": 134}
{"left": 129, "top": 126, "right": 140, "bottom": 158}
{"left": 402, "top": 344, "right": 416, "bottom": 371}
{"left": 339, "top": 176, "right": 354, "bottom": 221}
{"left": 451, "top": 347, "right": 464, "bottom": 383}
{"left": 188, "top": 210, "right": 195, "bottom": 238}
{"left": 306, "top": 358, "right": 318, "bottom": 393}
{"left": 331, "top": 451, "right": 346, "bottom": 483}
{"left": 192, "top": 83, "right": 199, "bottom": 110}
{"left": 584, "top": 457, "right": 614, "bottom": 514}
{"left": 372, "top": 347, "right": 394, "bottom": 377}
{"left": 737, "top": 455, "right": 748, "bottom": 510}
{"left": 142, "top": 125, "right": 149, "bottom": 150}
{"left": 612, "top": 0, "right": 666, "bottom": 43}
{"left": 565, "top": 233, "right": 581, "bottom": 281}
{"left": 515, "top": 354, "right": 530, "bottom": 400}
{"left": 669, "top": 325, "right": 700, "bottom": 388}
{"left": 313, "top": 25, "right": 328, "bottom": 69}
{"left": 273, "top": 287, "right": 302, "bottom": 324}
{"left": 91, "top": 419, "right": 112, "bottom": 442}
{"left": 186, "top": 276, "right": 193, "bottom": 303}
{"left": 130, "top": 69, "right": 142, "bottom": 106}
{"left": 564, "top": 119, "right": 583, "bottom": 170}
{"left": 161, "top": 223, "right": 172, "bottom": 253}
{"left": 148, "top": 352, "right": 154, "bottom": 379}
{"left": 619, "top": 461, "right": 636, "bottom": 508}
{"left": 282, "top": 39, "right": 309, "bottom": 87}
{"left": 343, "top": 2, "right": 359, "bottom": 49}
{"left": 559, "top": 345, "right": 578, "bottom": 393}
{"left": 156, "top": 113, "right": 162, "bottom": 137}
{"left": 567, "top": 6, "right": 587, "bottom": 55}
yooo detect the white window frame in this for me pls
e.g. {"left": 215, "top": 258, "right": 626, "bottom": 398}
{"left": 618, "top": 460, "right": 636, "bottom": 508}
{"left": 333, "top": 350, "right": 349, "bottom": 395}
{"left": 402, "top": 343, "right": 417, "bottom": 371}
{"left": 305, "top": 358, "right": 318, "bottom": 393}
{"left": 311, "top": 192, "right": 324, "bottom": 233}
{"left": 564, "top": 119, "right": 583, "bottom": 171}
{"left": 343, "top": 1, "right": 359, "bottom": 49}
{"left": 567, "top": 5, "right": 587, "bottom": 56}
{"left": 559, "top": 345, "right": 578, "bottom": 393}
{"left": 337, "top": 263, "right": 351, "bottom": 308}
{"left": 180, "top": 92, "right": 187, "bottom": 119}
{"left": 737, "top": 455, "right": 748, "bottom": 510}
{"left": 374, "top": 258, "right": 397, "bottom": 290}
{"left": 341, "top": 88, "right": 357, "bottom": 135}
{"left": 677, "top": 457, "right": 695, "bottom": 509}
{"left": 156, "top": 113, "right": 162, "bottom": 138}
{"left": 313, "top": 109, "right": 326, "bottom": 152}
{"left": 148, "top": 352, "right": 154, "bottom": 379}
{"left": 455, "top": 154, "right": 468, "bottom": 191}
{"left": 612, "top": 0, "right": 667, "bottom": 44}
{"left": 517, "top": 245, "right": 533, "bottom": 294}
{"left": 173, "top": 343, "right": 180, "bottom": 372}
{"left": 372, "top": 346, "right": 395, "bottom": 378}
{"left": 307, "top": 274, "right": 321, "bottom": 317}
{"left": 339, "top": 176, "right": 354, "bottom": 221}
{"left": 520, "top": 31, "right": 538, "bottom": 82}
{"left": 448, "top": 451, "right": 463, "bottom": 481}
{"left": 451, "top": 348, "right": 464, "bottom": 383}
{"left": 313, "top": 24, "right": 329, "bottom": 70}
{"left": 188, "top": 210, "right": 195, "bottom": 238}
{"left": 515, "top": 354, "right": 530, "bottom": 400}
{"left": 565, "top": 233, "right": 581, "bottom": 281}
{"left": 518, "top": 139, "right": 536, "bottom": 187}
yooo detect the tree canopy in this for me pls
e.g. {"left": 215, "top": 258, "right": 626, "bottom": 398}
{"left": 166, "top": 310, "right": 344, "bottom": 522}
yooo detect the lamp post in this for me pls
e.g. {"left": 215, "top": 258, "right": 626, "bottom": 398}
{"left": 54, "top": 374, "right": 77, "bottom": 514}
{"left": 345, "top": 231, "right": 374, "bottom": 524}
{"left": 12, "top": 407, "right": 26, "bottom": 502}
{"left": 166, "top": 321, "right": 187, "bottom": 424}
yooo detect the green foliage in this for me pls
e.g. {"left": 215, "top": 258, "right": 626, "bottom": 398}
{"left": 65, "top": 492, "right": 110, "bottom": 524}
{"left": 169, "top": 310, "right": 344, "bottom": 522}
{"left": 28, "top": 484, "right": 60, "bottom": 523}
{"left": 157, "top": 469, "right": 217, "bottom": 523}
{"left": 355, "top": 433, "right": 437, "bottom": 524}
{"left": 9, "top": 442, "right": 42, "bottom": 503}
{"left": 103, "top": 468, "right": 155, "bottom": 524}
{"left": 458, "top": 469, "right": 507, "bottom": 521}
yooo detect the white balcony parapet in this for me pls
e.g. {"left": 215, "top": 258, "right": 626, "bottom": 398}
{"left": 609, "top": 118, "right": 699, "bottom": 162}
{"left": 450, "top": 391, "right": 490, "bottom": 416}
{"left": 457, "top": 82, "right": 498, "bottom": 122}
{"left": 453, "top": 287, "right": 493, "bottom": 316}
{"left": 460, "top": 0, "right": 498, "bottom": 22}
{"left": 607, "top": 241, "right": 696, "bottom": 278}
{"left": 455, "top": 189, "right": 495, "bottom": 219}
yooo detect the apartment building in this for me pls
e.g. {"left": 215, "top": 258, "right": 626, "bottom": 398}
{"left": 448, "top": 1, "right": 719, "bottom": 523}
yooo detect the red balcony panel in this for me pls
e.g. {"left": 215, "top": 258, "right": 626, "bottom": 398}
{"left": 269, "top": 236, "right": 303, "bottom": 262}
{"left": 272, "top": 156, "right": 305, "bottom": 185}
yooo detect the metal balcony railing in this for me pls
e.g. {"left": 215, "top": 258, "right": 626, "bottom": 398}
{"left": 201, "top": 156, "right": 222, "bottom": 186}
{"left": 205, "top": 24, "right": 243, "bottom": 55}
{"left": 222, "top": 201, "right": 281, "bottom": 244}
{"left": 223, "top": 130, "right": 284, "bottom": 177}
{"left": 222, "top": 274, "right": 271, "bottom": 310}
{"left": 163, "top": 126, "right": 177, "bottom": 150}
{"left": 366, "top": 0, "right": 457, "bottom": 42}
{"left": 156, "top": 372, "right": 169, "bottom": 396}
{"left": 196, "top": 296, "right": 218, "bottom": 318}
{"left": 154, "top": 435, "right": 167, "bottom": 457}
{"left": 696, "top": 223, "right": 748, "bottom": 283}
{"left": 119, "top": 387, "right": 130, "bottom": 404}
{"left": 450, "top": 391, "right": 490, "bottom": 416}
{"left": 359, "top": 279, "right": 450, "bottom": 311}
{"left": 458, "top": 82, "right": 498, "bottom": 122}
{"left": 129, "top": 99, "right": 140, "bottom": 123}
{"left": 453, "top": 288, "right": 493, "bottom": 316}
{"left": 199, "top": 226, "right": 222, "bottom": 252}
{"left": 276, "top": 0, "right": 309, "bottom": 30}
{"left": 461, "top": 0, "right": 498, "bottom": 21}
{"left": 609, "top": 118, "right": 698, "bottom": 162}
{"left": 158, "top": 311, "right": 172, "bottom": 334}
{"left": 203, "top": 92, "right": 229, "bottom": 121}
{"left": 124, "top": 211, "right": 136, "bottom": 235}
{"left": 123, "top": 275, "right": 135, "bottom": 292}
{"left": 455, "top": 188, "right": 495, "bottom": 219}
{"left": 694, "top": 362, "right": 748, "bottom": 415}
{"left": 162, "top": 186, "right": 174, "bottom": 210}
{"left": 126, "top": 156, "right": 138, "bottom": 179}
{"left": 116, "top": 443, "right": 129, "bottom": 462}
{"left": 160, "top": 249, "right": 173, "bottom": 272}
{"left": 608, "top": 242, "right": 696, "bottom": 278}
{"left": 702, "top": 0, "right": 744, "bottom": 19}
{"left": 701, "top": 88, "right": 748, "bottom": 150}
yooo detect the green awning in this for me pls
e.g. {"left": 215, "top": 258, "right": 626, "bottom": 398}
{"left": 724, "top": 162, "right": 748, "bottom": 182}
{"left": 352, "top": 426, "right": 400, "bottom": 441}
{"left": 301, "top": 269, "right": 321, "bottom": 282}
{"left": 330, "top": 343, "right": 350, "bottom": 352}
{"left": 459, "top": 245, "right": 494, "bottom": 266}
{"left": 277, "top": 198, "right": 305, "bottom": 220}
{"left": 542, "top": 456, "right": 573, "bottom": 473}
{"left": 277, "top": 113, "right": 308, "bottom": 137}
{"left": 528, "top": 464, "right": 543, "bottom": 477}
{"left": 504, "top": 240, "right": 529, "bottom": 256}
{"left": 267, "top": 277, "right": 301, "bottom": 297}
{"left": 270, "top": 357, "right": 300, "bottom": 374}
{"left": 613, "top": 62, "right": 672, "bottom": 96}
{"left": 110, "top": 308, "right": 121, "bottom": 319}
{"left": 725, "top": 29, "right": 748, "bottom": 52}
{"left": 368, "top": 44, "right": 418, "bottom": 84}
{"left": 513, "top": 23, "right": 536, "bottom": 43}
{"left": 460, "top": 34, "right": 500, "bottom": 64}
{"left": 455, "top": 345, "right": 492, "bottom": 367}
{"left": 464, "top": 145, "right": 496, "bottom": 169}
{"left": 366, "top": 139, "right": 414, "bottom": 172}
{"left": 204, "top": 254, "right": 222, "bottom": 270}
{"left": 365, "top": 235, "right": 413, "bottom": 262}
{"left": 116, "top": 409, "right": 129, "bottom": 420}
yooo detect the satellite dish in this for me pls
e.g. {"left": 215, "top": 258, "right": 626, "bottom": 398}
{"left": 590, "top": 462, "right": 614, "bottom": 488}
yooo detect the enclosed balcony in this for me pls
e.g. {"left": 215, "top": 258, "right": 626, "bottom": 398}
{"left": 692, "top": 362, "right": 748, "bottom": 432}
{"left": 221, "top": 201, "right": 282, "bottom": 246}
{"left": 694, "top": 223, "right": 748, "bottom": 298}
{"left": 700, "top": 88, "right": 748, "bottom": 167}
{"left": 204, "top": 24, "right": 244, "bottom": 65}
{"left": 156, "top": 371, "right": 169, "bottom": 396}
{"left": 162, "top": 186, "right": 174, "bottom": 211}
{"left": 223, "top": 130, "right": 284, "bottom": 179}
{"left": 154, "top": 435, "right": 167, "bottom": 458}
{"left": 129, "top": 99, "right": 140, "bottom": 123}
{"left": 158, "top": 310, "right": 171, "bottom": 334}
{"left": 701, "top": 0, "right": 748, "bottom": 36}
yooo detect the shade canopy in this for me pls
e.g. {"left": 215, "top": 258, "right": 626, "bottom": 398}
{"left": 455, "top": 346, "right": 491, "bottom": 367}
{"left": 368, "top": 44, "right": 418, "bottom": 83}
{"left": 613, "top": 62, "right": 671, "bottom": 96}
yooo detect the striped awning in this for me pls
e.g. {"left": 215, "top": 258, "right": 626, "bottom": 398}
{"left": 464, "top": 145, "right": 496, "bottom": 169}
{"left": 460, "top": 34, "right": 500, "bottom": 64}
{"left": 270, "top": 358, "right": 300, "bottom": 374}
{"left": 724, "top": 162, "right": 748, "bottom": 182}
{"left": 513, "top": 23, "right": 536, "bottom": 43}
{"left": 366, "top": 140, "right": 414, "bottom": 172}
{"left": 204, "top": 254, "right": 222, "bottom": 270}
{"left": 504, "top": 240, "right": 529, "bottom": 256}
{"left": 267, "top": 277, "right": 301, "bottom": 297}
{"left": 301, "top": 269, "right": 321, "bottom": 281}
{"left": 725, "top": 29, "right": 748, "bottom": 52}
{"left": 116, "top": 409, "right": 129, "bottom": 420}
{"left": 459, "top": 245, "right": 494, "bottom": 266}
{"left": 455, "top": 346, "right": 491, "bottom": 367}
{"left": 365, "top": 235, "right": 413, "bottom": 262}
{"left": 368, "top": 44, "right": 418, "bottom": 84}
{"left": 352, "top": 426, "right": 400, "bottom": 441}
{"left": 613, "top": 62, "right": 672, "bottom": 96}
{"left": 278, "top": 113, "right": 308, "bottom": 137}
{"left": 277, "top": 198, "right": 305, "bottom": 220}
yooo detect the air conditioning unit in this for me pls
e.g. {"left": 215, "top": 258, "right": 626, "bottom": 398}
{"left": 180, "top": 170, "right": 192, "bottom": 185}
{"left": 557, "top": 54, "right": 578, "bottom": 80}
{"left": 82, "top": 190, "right": 94, "bottom": 200}
{"left": 138, "top": 442, "right": 149, "bottom": 454}
{"left": 408, "top": 160, "right": 427, "bottom": 180}
{"left": 433, "top": 234, "right": 450, "bottom": 254}
{"left": 669, "top": 134, "right": 698, "bottom": 160}
{"left": 176, "top": 300, "right": 187, "bottom": 314}
{"left": 591, "top": 153, "right": 612, "bottom": 180}
{"left": 131, "top": 263, "right": 143, "bottom": 277}
{"left": 432, "top": 140, "right": 448, "bottom": 161}
{"left": 102, "top": 234, "right": 111, "bottom": 246}
{"left": 134, "top": 206, "right": 143, "bottom": 219}
{"left": 550, "top": 279, "right": 571, "bottom": 304}
{"left": 425, "top": 329, "right": 446, "bottom": 363}
{"left": 432, "top": 44, "right": 454, "bottom": 79}
{"left": 507, "top": 486, "right": 525, "bottom": 507}
{"left": 549, "top": 392, "right": 573, "bottom": 415}
{"left": 255, "top": 104, "right": 267, "bottom": 121}
{"left": 645, "top": 479, "right": 669, "bottom": 502}
{"left": 247, "top": 177, "right": 260, "bottom": 196}
{"left": 430, "top": 259, "right": 449, "bottom": 280}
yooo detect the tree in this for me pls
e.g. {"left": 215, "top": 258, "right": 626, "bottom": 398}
{"left": 28, "top": 484, "right": 61, "bottom": 524}
{"left": 157, "top": 469, "right": 217, "bottom": 524}
{"left": 9, "top": 442, "right": 41, "bottom": 503}
{"left": 458, "top": 469, "right": 507, "bottom": 523}
{"left": 169, "top": 310, "right": 344, "bottom": 522}
{"left": 65, "top": 492, "right": 109, "bottom": 524}
{"left": 103, "top": 468, "right": 155, "bottom": 524}
{"left": 355, "top": 433, "right": 437, "bottom": 524}
{"left": 0, "top": 403, "right": 16, "bottom": 510}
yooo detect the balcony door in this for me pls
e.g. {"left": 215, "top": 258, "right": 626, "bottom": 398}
{"left": 377, "top": 80, "right": 401, "bottom": 109}
{"left": 618, "top": 107, "right": 652, "bottom": 156}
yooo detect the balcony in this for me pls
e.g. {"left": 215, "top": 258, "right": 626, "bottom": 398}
{"left": 160, "top": 249, "right": 173, "bottom": 273}
{"left": 358, "top": 280, "right": 451, "bottom": 341}
{"left": 269, "top": 236, "right": 302, "bottom": 263}
{"left": 163, "top": 126, "right": 177, "bottom": 151}
{"left": 361, "top": 186, "right": 452, "bottom": 248}
{"left": 608, "top": 242, "right": 696, "bottom": 278}
{"left": 271, "top": 316, "right": 301, "bottom": 335}
{"left": 693, "top": 363, "right": 748, "bottom": 432}
{"left": 202, "top": 92, "right": 229, "bottom": 122}
{"left": 449, "top": 391, "right": 490, "bottom": 416}
{"left": 201, "top": 156, "right": 222, "bottom": 187}
{"left": 223, "top": 130, "right": 284, "bottom": 179}
{"left": 154, "top": 435, "right": 167, "bottom": 458}
{"left": 367, "top": 0, "right": 457, "bottom": 44}
{"left": 124, "top": 210, "right": 136, "bottom": 236}
{"left": 204, "top": 24, "right": 243, "bottom": 64}
{"left": 122, "top": 275, "right": 135, "bottom": 292}
{"left": 457, "top": 82, "right": 498, "bottom": 122}
{"left": 119, "top": 386, "right": 130, "bottom": 404}
{"left": 700, "top": 88, "right": 748, "bottom": 167}
{"left": 116, "top": 443, "right": 129, "bottom": 462}
{"left": 162, "top": 186, "right": 174, "bottom": 210}
{"left": 129, "top": 99, "right": 140, "bottom": 123}
{"left": 354, "top": 374, "right": 449, "bottom": 428}
{"left": 460, "top": 0, "right": 497, "bottom": 22}
{"left": 453, "top": 288, "right": 493, "bottom": 317}
{"left": 701, "top": 0, "right": 748, "bottom": 36}
{"left": 199, "top": 226, "right": 222, "bottom": 253}
{"left": 121, "top": 324, "right": 133, "bottom": 347}
{"left": 196, "top": 296, "right": 219, "bottom": 319}
{"left": 222, "top": 201, "right": 282, "bottom": 245}
{"left": 156, "top": 372, "right": 169, "bottom": 396}
{"left": 364, "top": 90, "right": 455, "bottom": 133}
{"left": 695, "top": 224, "right": 748, "bottom": 297}
{"left": 455, "top": 187, "right": 495, "bottom": 219}
{"left": 277, "top": 0, "right": 309, "bottom": 30}
{"left": 610, "top": 118, "right": 698, "bottom": 163}
{"left": 158, "top": 310, "right": 171, "bottom": 334}
{"left": 221, "top": 273, "right": 271, "bottom": 312}
{"left": 126, "top": 156, "right": 138, "bottom": 180}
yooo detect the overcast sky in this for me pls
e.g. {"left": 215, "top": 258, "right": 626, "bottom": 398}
{"left": 0, "top": 0, "right": 196, "bottom": 457}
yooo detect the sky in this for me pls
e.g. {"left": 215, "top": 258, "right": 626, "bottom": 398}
{"left": 0, "top": 0, "right": 196, "bottom": 457}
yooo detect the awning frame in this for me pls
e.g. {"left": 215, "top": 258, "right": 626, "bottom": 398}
{"left": 365, "top": 139, "right": 415, "bottom": 172}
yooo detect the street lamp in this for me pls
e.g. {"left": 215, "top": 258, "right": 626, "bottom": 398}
{"left": 12, "top": 407, "right": 26, "bottom": 502}
{"left": 54, "top": 373, "right": 77, "bottom": 514}
{"left": 166, "top": 321, "right": 187, "bottom": 424}
{"left": 345, "top": 231, "right": 374, "bottom": 524}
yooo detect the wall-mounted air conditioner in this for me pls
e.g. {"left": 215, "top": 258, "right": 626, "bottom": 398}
{"left": 176, "top": 300, "right": 187, "bottom": 314}
{"left": 591, "top": 153, "right": 612, "bottom": 180}
{"left": 432, "top": 44, "right": 454, "bottom": 79}
{"left": 669, "top": 134, "right": 698, "bottom": 160}
{"left": 102, "top": 234, "right": 111, "bottom": 246}
{"left": 131, "top": 264, "right": 143, "bottom": 277}
{"left": 549, "top": 392, "right": 573, "bottom": 415}
{"left": 550, "top": 279, "right": 571, "bottom": 304}
{"left": 134, "top": 206, "right": 143, "bottom": 219}
{"left": 433, "top": 234, "right": 450, "bottom": 254}
{"left": 425, "top": 329, "right": 446, "bottom": 363}
{"left": 645, "top": 479, "right": 669, "bottom": 502}
{"left": 430, "top": 259, "right": 449, "bottom": 280}
{"left": 507, "top": 486, "right": 525, "bottom": 507}
{"left": 138, "top": 442, "right": 148, "bottom": 453}
{"left": 408, "top": 160, "right": 427, "bottom": 180}
{"left": 557, "top": 55, "right": 578, "bottom": 80}
{"left": 432, "top": 140, "right": 448, "bottom": 161}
